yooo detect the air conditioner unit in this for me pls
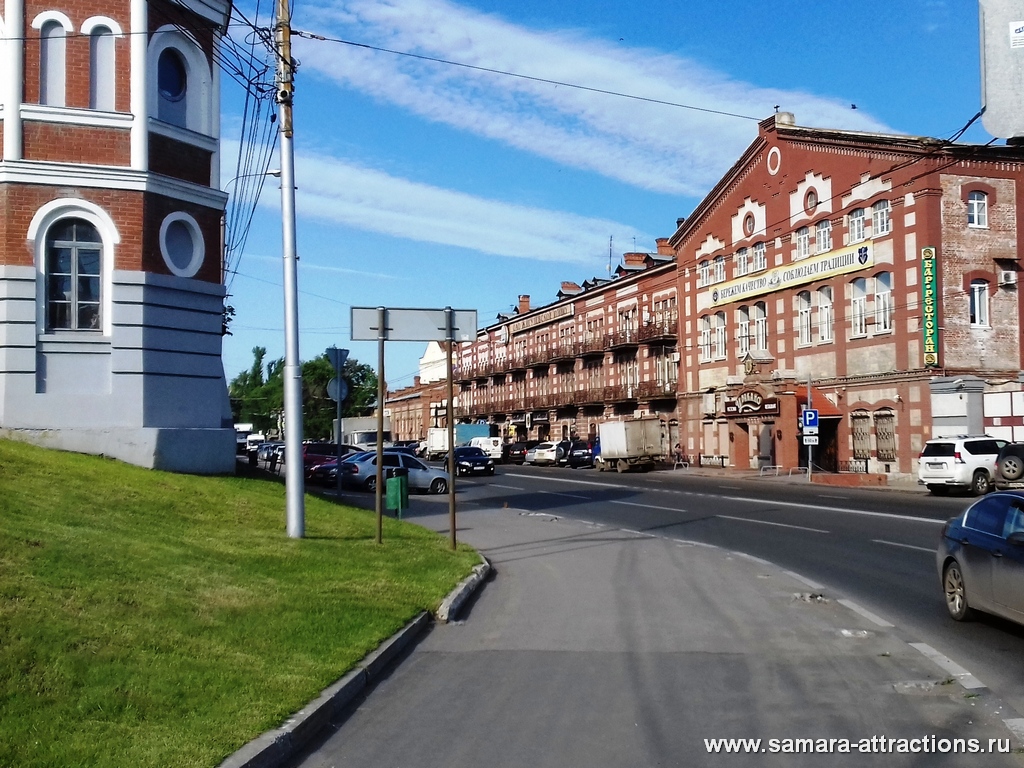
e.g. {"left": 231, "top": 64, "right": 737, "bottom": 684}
{"left": 669, "top": 352, "right": 681, "bottom": 363}
{"left": 999, "top": 269, "right": 1018, "bottom": 286}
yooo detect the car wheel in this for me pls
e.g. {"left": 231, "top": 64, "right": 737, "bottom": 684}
{"left": 430, "top": 477, "right": 448, "bottom": 494}
{"left": 1000, "top": 455, "right": 1024, "bottom": 481}
{"left": 943, "top": 561, "right": 974, "bottom": 621}
{"left": 364, "top": 476, "right": 377, "bottom": 493}
{"left": 970, "top": 470, "right": 991, "bottom": 496}
{"left": 927, "top": 485, "right": 950, "bottom": 496}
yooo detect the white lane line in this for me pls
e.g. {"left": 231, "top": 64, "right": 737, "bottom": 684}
{"left": 837, "top": 599, "right": 895, "bottom": 628}
{"left": 717, "top": 515, "right": 829, "bottom": 534}
{"left": 610, "top": 500, "right": 690, "bottom": 513}
{"left": 538, "top": 491, "right": 591, "bottom": 500}
{"left": 620, "top": 528, "right": 656, "bottom": 537}
{"left": 731, "top": 551, "right": 773, "bottom": 566}
{"left": 910, "top": 643, "right": 986, "bottom": 689}
{"left": 490, "top": 484, "right": 525, "bottom": 490}
{"left": 784, "top": 570, "right": 825, "bottom": 590}
{"left": 818, "top": 494, "right": 850, "bottom": 499}
{"left": 872, "top": 539, "right": 934, "bottom": 554}
{"left": 718, "top": 485, "right": 743, "bottom": 490}
{"left": 672, "top": 538, "right": 719, "bottom": 549}
{"left": 504, "top": 473, "right": 942, "bottom": 525}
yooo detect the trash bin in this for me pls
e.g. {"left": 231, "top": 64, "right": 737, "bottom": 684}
{"left": 385, "top": 467, "right": 409, "bottom": 517}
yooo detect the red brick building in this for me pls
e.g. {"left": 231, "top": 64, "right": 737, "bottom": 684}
{"left": 669, "top": 113, "right": 1024, "bottom": 477}
{"left": 453, "top": 252, "right": 680, "bottom": 449}
{"left": 0, "top": 0, "right": 235, "bottom": 471}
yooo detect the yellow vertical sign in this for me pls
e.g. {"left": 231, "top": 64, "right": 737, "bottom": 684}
{"left": 921, "top": 247, "right": 940, "bottom": 367}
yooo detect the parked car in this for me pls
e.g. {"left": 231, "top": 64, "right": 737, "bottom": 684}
{"left": 527, "top": 442, "right": 559, "bottom": 466}
{"left": 996, "top": 443, "right": 1024, "bottom": 486}
{"left": 505, "top": 440, "right": 539, "bottom": 464}
{"left": 303, "top": 445, "right": 362, "bottom": 481}
{"left": 446, "top": 446, "right": 496, "bottom": 476}
{"left": 302, "top": 442, "right": 356, "bottom": 471}
{"left": 937, "top": 490, "right": 1024, "bottom": 625}
{"left": 307, "top": 450, "right": 369, "bottom": 485}
{"left": 258, "top": 441, "right": 284, "bottom": 463}
{"left": 339, "top": 450, "right": 450, "bottom": 494}
{"left": 566, "top": 440, "right": 594, "bottom": 468}
{"left": 918, "top": 435, "right": 1007, "bottom": 496}
{"left": 553, "top": 440, "right": 572, "bottom": 466}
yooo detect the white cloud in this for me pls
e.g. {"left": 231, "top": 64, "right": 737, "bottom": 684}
{"left": 290, "top": 151, "right": 651, "bottom": 263}
{"left": 294, "top": 0, "right": 895, "bottom": 195}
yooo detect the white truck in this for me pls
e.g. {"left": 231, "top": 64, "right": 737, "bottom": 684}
{"left": 596, "top": 418, "right": 663, "bottom": 473}
{"left": 424, "top": 424, "right": 493, "bottom": 460}
{"left": 335, "top": 416, "right": 392, "bottom": 451}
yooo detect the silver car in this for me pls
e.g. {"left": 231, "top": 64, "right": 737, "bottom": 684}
{"left": 937, "top": 490, "right": 1024, "bottom": 625}
{"left": 340, "top": 450, "right": 450, "bottom": 494}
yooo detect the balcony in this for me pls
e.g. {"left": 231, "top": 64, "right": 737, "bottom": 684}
{"left": 603, "top": 385, "right": 638, "bottom": 402}
{"left": 636, "top": 379, "right": 678, "bottom": 399}
{"left": 606, "top": 329, "right": 639, "bottom": 349}
{"left": 550, "top": 341, "right": 577, "bottom": 361}
{"left": 508, "top": 356, "right": 527, "bottom": 371}
{"left": 454, "top": 366, "right": 472, "bottom": 383}
{"left": 525, "top": 351, "right": 550, "bottom": 368}
{"left": 578, "top": 336, "right": 605, "bottom": 356}
{"left": 574, "top": 387, "right": 605, "bottom": 405}
{"left": 639, "top": 315, "right": 678, "bottom": 342}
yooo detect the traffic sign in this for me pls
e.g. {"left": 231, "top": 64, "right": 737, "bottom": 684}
{"left": 802, "top": 409, "right": 819, "bottom": 429}
{"left": 327, "top": 377, "right": 349, "bottom": 403}
{"left": 326, "top": 346, "right": 349, "bottom": 369}
{"left": 802, "top": 434, "right": 819, "bottom": 446}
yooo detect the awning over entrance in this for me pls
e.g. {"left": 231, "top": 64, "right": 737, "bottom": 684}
{"left": 797, "top": 387, "right": 843, "bottom": 418}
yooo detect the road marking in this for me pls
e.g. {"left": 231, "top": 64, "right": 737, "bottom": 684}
{"left": 784, "top": 570, "right": 824, "bottom": 590}
{"left": 730, "top": 551, "right": 773, "bottom": 565}
{"left": 717, "top": 515, "right": 829, "bottom": 534}
{"left": 910, "top": 643, "right": 985, "bottom": 689}
{"left": 718, "top": 485, "right": 743, "bottom": 490}
{"left": 817, "top": 494, "right": 850, "bottom": 499}
{"left": 872, "top": 539, "right": 934, "bottom": 554}
{"left": 490, "top": 484, "right": 525, "bottom": 490}
{"left": 837, "top": 599, "right": 895, "bottom": 628}
{"left": 610, "top": 500, "right": 690, "bottom": 513}
{"left": 620, "top": 528, "right": 655, "bottom": 537}
{"left": 538, "top": 491, "right": 591, "bottom": 500}
{"left": 505, "top": 473, "right": 943, "bottom": 525}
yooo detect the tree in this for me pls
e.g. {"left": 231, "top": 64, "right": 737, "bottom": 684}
{"left": 229, "top": 347, "right": 378, "bottom": 440}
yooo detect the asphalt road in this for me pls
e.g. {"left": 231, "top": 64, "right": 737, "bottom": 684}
{"left": 290, "top": 466, "right": 1024, "bottom": 767}
{"left": 456, "top": 465, "right": 1024, "bottom": 717}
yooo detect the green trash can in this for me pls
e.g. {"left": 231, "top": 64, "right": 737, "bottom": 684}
{"left": 385, "top": 467, "right": 409, "bottom": 518}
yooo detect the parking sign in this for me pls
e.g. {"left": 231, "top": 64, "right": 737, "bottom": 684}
{"left": 802, "top": 409, "right": 819, "bottom": 429}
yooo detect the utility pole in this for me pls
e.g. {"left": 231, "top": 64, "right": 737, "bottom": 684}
{"left": 275, "top": 0, "right": 305, "bottom": 538}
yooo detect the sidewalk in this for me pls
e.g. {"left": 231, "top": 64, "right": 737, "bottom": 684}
{"left": 651, "top": 461, "right": 929, "bottom": 492}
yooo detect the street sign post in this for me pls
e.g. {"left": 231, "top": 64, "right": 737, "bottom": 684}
{"left": 327, "top": 347, "right": 349, "bottom": 499}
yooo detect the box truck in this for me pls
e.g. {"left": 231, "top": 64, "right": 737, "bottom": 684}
{"left": 596, "top": 418, "right": 663, "bottom": 473}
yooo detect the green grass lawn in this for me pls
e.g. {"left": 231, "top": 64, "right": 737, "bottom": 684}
{"left": 0, "top": 439, "right": 480, "bottom": 767}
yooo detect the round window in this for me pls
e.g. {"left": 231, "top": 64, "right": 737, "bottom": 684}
{"left": 159, "top": 213, "right": 204, "bottom": 277}
{"left": 804, "top": 189, "right": 818, "bottom": 213}
{"left": 157, "top": 49, "right": 187, "bottom": 102}
{"left": 743, "top": 213, "right": 755, "bottom": 236}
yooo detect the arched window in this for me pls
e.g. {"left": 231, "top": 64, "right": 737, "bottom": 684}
{"left": 851, "top": 278, "right": 867, "bottom": 336}
{"left": 874, "top": 272, "right": 893, "bottom": 332}
{"left": 713, "top": 311, "right": 727, "bottom": 359}
{"left": 45, "top": 219, "right": 102, "bottom": 331}
{"left": 752, "top": 242, "right": 766, "bottom": 271}
{"left": 737, "top": 305, "right": 750, "bottom": 356}
{"left": 970, "top": 279, "right": 990, "bottom": 327}
{"left": 815, "top": 220, "right": 832, "bottom": 253}
{"left": 697, "top": 260, "right": 710, "bottom": 286}
{"left": 797, "top": 291, "right": 812, "bottom": 346}
{"left": 157, "top": 47, "right": 188, "bottom": 127}
{"left": 735, "top": 247, "right": 749, "bottom": 277}
{"left": 967, "top": 191, "right": 988, "bottom": 228}
{"left": 849, "top": 208, "right": 866, "bottom": 243}
{"left": 39, "top": 20, "right": 66, "bottom": 106}
{"left": 817, "top": 287, "right": 833, "bottom": 343}
{"left": 871, "top": 200, "right": 892, "bottom": 236}
{"left": 795, "top": 226, "right": 810, "bottom": 259}
{"left": 699, "top": 315, "right": 712, "bottom": 361}
{"left": 753, "top": 301, "right": 768, "bottom": 350}
{"left": 713, "top": 255, "right": 725, "bottom": 283}
{"left": 89, "top": 26, "right": 115, "bottom": 110}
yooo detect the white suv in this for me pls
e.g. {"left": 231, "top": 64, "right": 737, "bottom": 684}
{"left": 918, "top": 435, "right": 1007, "bottom": 496}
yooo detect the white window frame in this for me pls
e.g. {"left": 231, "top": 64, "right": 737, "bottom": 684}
{"left": 849, "top": 208, "right": 865, "bottom": 243}
{"left": 699, "top": 316, "right": 712, "bottom": 362}
{"left": 82, "top": 17, "right": 123, "bottom": 112}
{"left": 970, "top": 279, "right": 990, "bottom": 327}
{"left": 753, "top": 301, "right": 768, "bottom": 350}
{"left": 815, "top": 219, "right": 832, "bottom": 254}
{"left": 795, "top": 226, "right": 810, "bottom": 259}
{"left": 753, "top": 242, "right": 767, "bottom": 271}
{"left": 713, "top": 255, "right": 726, "bottom": 284}
{"left": 874, "top": 272, "right": 893, "bottom": 333}
{"left": 851, "top": 278, "right": 867, "bottom": 337}
{"left": 148, "top": 26, "right": 214, "bottom": 136}
{"left": 713, "top": 312, "right": 727, "bottom": 359}
{"left": 797, "top": 291, "right": 812, "bottom": 346}
{"left": 698, "top": 260, "right": 710, "bottom": 287}
{"left": 33, "top": 12, "right": 73, "bottom": 107}
{"left": 967, "top": 191, "right": 989, "bottom": 229}
{"left": 735, "top": 247, "right": 749, "bottom": 277}
{"left": 817, "top": 287, "right": 833, "bottom": 343}
{"left": 737, "top": 306, "right": 750, "bottom": 356}
{"left": 872, "top": 200, "right": 892, "bottom": 236}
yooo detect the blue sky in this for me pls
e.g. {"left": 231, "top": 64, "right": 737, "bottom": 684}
{"left": 220, "top": 0, "right": 990, "bottom": 393}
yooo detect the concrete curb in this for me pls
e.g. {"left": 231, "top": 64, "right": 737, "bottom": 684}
{"left": 217, "top": 556, "right": 492, "bottom": 768}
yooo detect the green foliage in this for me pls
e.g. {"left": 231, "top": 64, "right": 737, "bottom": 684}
{"left": 229, "top": 348, "right": 377, "bottom": 439}
{"left": 0, "top": 439, "right": 478, "bottom": 768}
